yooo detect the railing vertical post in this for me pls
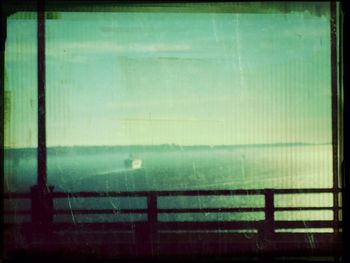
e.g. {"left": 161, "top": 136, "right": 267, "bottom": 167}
{"left": 148, "top": 193, "right": 158, "bottom": 243}
{"left": 261, "top": 189, "right": 274, "bottom": 240}
{"left": 135, "top": 193, "right": 158, "bottom": 255}
{"left": 29, "top": 0, "right": 56, "bottom": 244}
{"left": 37, "top": 0, "right": 47, "bottom": 189}
{"left": 30, "top": 185, "right": 54, "bottom": 240}
{"left": 31, "top": 185, "right": 54, "bottom": 223}
{"left": 330, "top": 3, "right": 340, "bottom": 248}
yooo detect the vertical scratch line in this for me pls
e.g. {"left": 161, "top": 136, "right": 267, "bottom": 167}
{"left": 67, "top": 195, "right": 76, "bottom": 224}
{"left": 234, "top": 14, "right": 245, "bottom": 92}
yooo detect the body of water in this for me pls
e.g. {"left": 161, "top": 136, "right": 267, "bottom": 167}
{"left": 4, "top": 144, "right": 336, "bottom": 226}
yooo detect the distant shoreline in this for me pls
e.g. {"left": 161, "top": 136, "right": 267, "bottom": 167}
{"left": 4, "top": 142, "right": 332, "bottom": 152}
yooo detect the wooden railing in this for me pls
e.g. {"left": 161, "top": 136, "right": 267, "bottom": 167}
{"left": 3, "top": 188, "right": 342, "bottom": 257}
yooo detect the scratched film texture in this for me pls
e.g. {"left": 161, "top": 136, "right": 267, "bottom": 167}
{"left": 3, "top": 2, "right": 342, "bottom": 257}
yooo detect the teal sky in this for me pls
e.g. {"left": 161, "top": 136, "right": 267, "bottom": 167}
{"left": 5, "top": 7, "right": 332, "bottom": 147}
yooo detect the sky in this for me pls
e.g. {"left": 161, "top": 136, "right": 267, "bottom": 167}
{"left": 4, "top": 5, "right": 333, "bottom": 147}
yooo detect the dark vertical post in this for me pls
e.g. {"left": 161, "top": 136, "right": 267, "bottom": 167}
{"left": 148, "top": 193, "right": 158, "bottom": 229}
{"left": 263, "top": 189, "right": 274, "bottom": 239}
{"left": 31, "top": 0, "right": 54, "bottom": 229}
{"left": 31, "top": 185, "right": 54, "bottom": 224}
{"left": 37, "top": 0, "right": 46, "bottom": 188}
{"left": 147, "top": 193, "right": 157, "bottom": 253}
{"left": 257, "top": 190, "right": 275, "bottom": 260}
{"left": 0, "top": 5, "right": 7, "bottom": 259}
{"left": 330, "top": 2, "right": 339, "bottom": 235}
{"left": 135, "top": 193, "right": 158, "bottom": 256}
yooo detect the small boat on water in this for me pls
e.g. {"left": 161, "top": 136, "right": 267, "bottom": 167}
{"left": 124, "top": 154, "right": 142, "bottom": 169}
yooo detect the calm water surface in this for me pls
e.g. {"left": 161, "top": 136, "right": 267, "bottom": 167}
{"left": 4, "top": 145, "right": 335, "bottom": 225}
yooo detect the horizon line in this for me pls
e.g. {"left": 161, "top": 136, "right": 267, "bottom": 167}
{"left": 4, "top": 142, "right": 332, "bottom": 150}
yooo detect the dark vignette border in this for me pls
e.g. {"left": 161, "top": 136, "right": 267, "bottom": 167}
{"left": 0, "top": 1, "right": 345, "bottom": 263}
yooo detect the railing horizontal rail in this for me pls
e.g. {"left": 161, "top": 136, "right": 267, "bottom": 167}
{"left": 52, "top": 192, "right": 149, "bottom": 198}
{"left": 268, "top": 188, "right": 340, "bottom": 194}
{"left": 158, "top": 221, "right": 263, "bottom": 230}
{"left": 4, "top": 193, "right": 31, "bottom": 199}
{"left": 4, "top": 222, "right": 137, "bottom": 231}
{"left": 274, "top": 207, "right": 335, "bottom": 211}
{"left": 157, "top": 208, "right": 265, "bottom": 213}
{"left": 54, "top": 209, "right": 148, "bottom": 214}
{"left": 4, "top": 210, "right": 31, "bottom": 215}
{"left": 273, "top": 221, "right": 338, "bottom": 228}
{"left": 8, "top": 207, "right": 332, "bottom": 215}
{"left": 52, "top": 208, "right": 265, "bottom": 215}
{"left": 158, "top": 221, "right": 338, "bottom": 231}
{"left": 53, "top": 221, "right": 262, "bottom": 230}
{"left": 3, "top": 221, "right": 341, "bottom": 231}
{"left": 46, "top": 188, "right": 340, "bottom": 198}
